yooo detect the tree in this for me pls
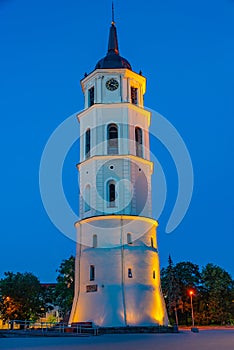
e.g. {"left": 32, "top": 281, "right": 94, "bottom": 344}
{"left": 161, "top": 259, "right": 201, "bottom": 325}
{"left": 174, "top": 261, "right": 201, "bottom": 292}
{"left": 0, "top": 272, "right": 44, "bottom": 321}
{"left": 161, "top": 260, "right": 234, "bottom": 326}
{"left": 161, "top": 255, "right": 180, "bottom": 324}
{"left": 200, "top": 263, "right": 234, "bottom": 325}
{"left": 173, "top": 261, "right": 201, "bottom": 325}
{"left": 54, "top": 255, "right": 75, "bottom": 319}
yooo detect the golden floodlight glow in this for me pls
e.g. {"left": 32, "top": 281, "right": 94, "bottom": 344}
{"left": 75, "top": 214, "right": 158, "bottom": 228}
{"left": 77, "top": 154, "right": 154, "bottom": 173}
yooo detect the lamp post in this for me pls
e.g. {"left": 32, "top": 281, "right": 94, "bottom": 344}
{"left": 189, "top": 290, "right": 195, "bottom": 327}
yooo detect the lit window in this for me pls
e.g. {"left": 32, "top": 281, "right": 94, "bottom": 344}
{"left": 131, "top": 87, "right": 138, "bottom": 104}
{"left": 84, "top": 185, "right": 91, "bottom": 212}
{"left": 153, "top": 270, "right": 156, "bottom": 279}
{"left": 107, "top": 123, "right": 118, "bottom": 154}
{"left": 128, "top": 268, "right": 133, "bottom": 278}
{"left": 127, "top": 233, "right": 132, "bottom": 245}
{"left": 135, "top": 127, "right": 143, "bottom": 157}
{"left": 88, "top": 86, "right": 94, "bottom": 107}
{"left": 85, "top": 128, "right": 90, "bottom": 158}
{"left": 107, "top": 180, "right": 116, "bottom": 207}
{"left": 93, "top": 234, "right": 97, "bottom": 248}
{"left": 90, "top": 265, "right": 95, "bottom": 281}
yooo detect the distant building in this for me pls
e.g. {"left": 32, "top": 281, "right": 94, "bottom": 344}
{"left": 40, "top": 283, "right": 61, "bottom": 323}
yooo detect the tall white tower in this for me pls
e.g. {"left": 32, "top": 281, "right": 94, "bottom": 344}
{"left": 69, "top": 16, "right": 168, "bottom": 327}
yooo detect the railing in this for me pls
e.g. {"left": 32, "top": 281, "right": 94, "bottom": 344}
{"left": 6, "top": 320, "right": 99, "bottom": 336}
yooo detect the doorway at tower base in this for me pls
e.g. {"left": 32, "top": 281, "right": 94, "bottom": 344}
{"left": 69, "top": 215, "right": 169, "bottom": 327}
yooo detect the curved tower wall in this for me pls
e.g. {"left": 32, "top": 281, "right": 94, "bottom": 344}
{"left": 70, "top": 216, "right": 168, "bottom": 326}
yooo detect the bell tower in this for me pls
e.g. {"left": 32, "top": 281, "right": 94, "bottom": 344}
{"left": 69, "top": 11, "right": 168, "bottom": 327}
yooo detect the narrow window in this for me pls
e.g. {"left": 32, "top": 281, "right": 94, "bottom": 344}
{"left": 135, "top": 127, "right": 143, "bottom": 157}
{"left": 84, "top": 185, "right": 91, "bottom": 212}
{"left": 153, "top": 270, "right": 156, "bottom": 279}
{"left": 151, "top": 237, "right": 154, "bottom": 248}
{"left": 93, "top": 234, "right": 97, "bottom": 248}
{"left": 128, "top": 268, "right": 133, "bottom": 278}
{"left": 127, "top": 233, "right": 132, "bottom": 245}
{"left": 88, "top": 86, "right": 94, "bottom": 107}
{"left": 85, "top": 128, "right": 90, "bottom": 158}
{"left": 107, "top": 180, "right": 116, "bottom": 207}
{"left": 90, "top": 265, "right": 95, "bottom": 281}
{"left": 107, "top": 123, "right": 118, "bottom": 154}
{"left": 131, "top": 87, "right": 138, "bottom": 104}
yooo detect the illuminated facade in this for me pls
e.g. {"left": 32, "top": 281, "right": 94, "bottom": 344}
{"left": 69, "top": 17, "right": 168, "bottom": 327}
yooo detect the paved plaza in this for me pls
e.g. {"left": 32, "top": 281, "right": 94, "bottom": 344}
{"left": 0, "top": 330, "right": 234, "bottom": 350}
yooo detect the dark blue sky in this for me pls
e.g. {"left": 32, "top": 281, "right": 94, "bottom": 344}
{"left": 0, "top": 0, "right": 233, "bottom": 282}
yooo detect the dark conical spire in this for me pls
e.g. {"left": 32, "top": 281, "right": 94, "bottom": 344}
{"left": 94, "top": 2, "right": 132, "bottom": 70}
{"left": 108, "top": 23, "right": 119, "bottom": 55}
{"left": 108, "top": 2, "right": 119, "bottom": 55}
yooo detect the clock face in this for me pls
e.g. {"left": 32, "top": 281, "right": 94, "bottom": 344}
{"left": 106, "top": 78, "right": 119, "bottom": 91}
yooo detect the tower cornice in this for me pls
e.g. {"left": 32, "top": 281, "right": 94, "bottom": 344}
{"left": 75, "top": 214, "right": 158, "bottom": 228}
{"left": 77, "top": 102, "right": 151, "bottom": 126}
{"left": 76, "top": 154, "right": 154, "bottom": 173}
{"left": 80, "top": 68, "right": 146, "bottom": 93}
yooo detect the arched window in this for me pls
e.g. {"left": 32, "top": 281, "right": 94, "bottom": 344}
{"left": 84, "top": 185, "right": 91, "bottom": 212}
{"left": 153, "top": 270, "right": 156, "bottom": 279}
{"left": 127, "top": 233, "right": 132, "bottom": 245}
{"left": 85, "top": 128, "right": 90, "bottom": 158}
{"left": 135, "top": 127, "right": 143, "bottom": 157}
{"left": 107, "top": 124, "right": 118, "bottom": 155}
{"left": 107, "top": 180, "right": 116, "bottom": 207}
{"left": 93, "top": 234, "right": 97, "bottom": 248}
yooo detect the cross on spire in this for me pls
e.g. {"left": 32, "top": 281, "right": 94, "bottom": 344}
{"left": 112, "top": 1, "right": 115, "bottom": 25}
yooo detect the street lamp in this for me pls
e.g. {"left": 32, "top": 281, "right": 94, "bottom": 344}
{"left": 189, "top": 290, "right": 195, "bottom": 327}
